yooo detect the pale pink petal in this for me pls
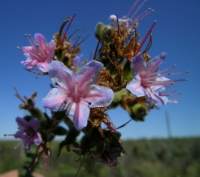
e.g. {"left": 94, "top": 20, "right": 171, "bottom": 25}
{"left": 79, "top": 60, "right": 103, "bottom": 75}
{"left": 68, "top": 101, "right": 90, "bottom": 130}
{"left": 43, "top": 87, "right": 67, "bottom": 111}
{"left": 34, "top": 33, "right": 46, "bottom": 45}
{"left": 151, "top": 76, "right": 170, "bottom": 90}
{"left": 48, "top": 61, "right": 73, "bottom": 89}
{"left": 126, "top": 75, "right": 146, "bottom": 97}
{"left": 146, "top": 89, "right": 164, "bottom": 106}
{"left": 77, "top": 60, "right": 103, "bottom": 86}
{"left": 48, "top": 61, "right": 72, "bottom": 78}
{"left": 22, "top": 46, "right": 33, "bottom": 56}
{"left": 37, "top": 62, "right": 49, "bottom": 73}
{"left": 21, "top": 59, "right": 34, "bottom": 69}
{"left": 145, "top": 88, "right": 170, "bottom": 106}
{"left": 85, "top": 85, "right": 114, "bottom": 108}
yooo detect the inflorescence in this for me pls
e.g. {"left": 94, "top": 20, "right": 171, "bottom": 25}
{"left": 11, "top": 0, "right": 182, "bottom": 175}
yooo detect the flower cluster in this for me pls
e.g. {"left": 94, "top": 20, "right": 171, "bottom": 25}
{"left": 13, "top": 0, "right": 182, "bottom": 174}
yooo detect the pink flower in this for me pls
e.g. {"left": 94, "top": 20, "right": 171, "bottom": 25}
{"left": 21, "top": 33, "right": 55, "bottom": 72}
{"left": 14, "top": 117, "right": 42, "bottom": 149}
{"left": 126, "top": 53, "right": 177, "bottom": 105}
{"left": 43, "top": 60, "right": 114, "bottom": 130}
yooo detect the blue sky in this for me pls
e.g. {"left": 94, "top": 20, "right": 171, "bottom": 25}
{"left": 0, "top": 0, "right": 200, "bottom": 139}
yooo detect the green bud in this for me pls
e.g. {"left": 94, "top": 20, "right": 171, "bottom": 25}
{"left": 111, "top": 89, "right": 129, "bottom": 108}
{"left": 130, "top": 103, "right": 148, "bottom": 121}
{"left": 95, "top": 23, "right": 106, "bottom": 40}
{"left": 95, "top": 22, "right": 112, "bottom": 41}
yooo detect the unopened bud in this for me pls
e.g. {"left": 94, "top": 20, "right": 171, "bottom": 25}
{"left": 130, "top": 103, "right": 147, "bottom": 121}
{"left": 95, "top": 23, "right": 112, "bottom": 41}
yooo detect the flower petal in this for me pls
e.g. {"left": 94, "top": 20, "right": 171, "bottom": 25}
{"left": 48, "top": 61, "right": 72, "bottom": 88}
{"left": 79, "top": 60, "right": 103, "bottom": 74}
{"left": 126, "top": 75, "right": 146, "bottom": 97}
{"left": 85, "top": 85, "right": 114, "bottom": 108}
{"left": 145, "top": 89, "right": 164, "bottom": 106}
{"left": 68, "top": 101, "right": 90, "bottom": 130}
{"left": 145, "top": 88, "right": 174, "bottom": 106}
{"left": 48, "top": 60, "right": 72, "bottom": 77}
{"left": 43, "top": 87, "right": 66, "bottom": 111}
{"left": 22, "top": 46, "right": 33, "bottom": 56}
{"left": 77, "top": 60, "right": 103, "bottom": 85}
{"left": 37, "top": 62, "right": 49, "bottom": 73}
{"left": 147, "top": 53, "right": 166, "bottom": 72}
{"left": 34, "top": 33, "right": 46, "bottom": 45}
{"left": 150, "top": 76, "right": 170, "bottom": 90}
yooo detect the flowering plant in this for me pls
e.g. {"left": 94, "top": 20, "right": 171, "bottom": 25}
{"left": 11, "top": 0, "right": 182, "bottom": 176}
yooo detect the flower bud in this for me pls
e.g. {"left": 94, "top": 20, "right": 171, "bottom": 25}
{"left": 95, "top": 23, "right": 112, "bottom": 41}
{"left": 130, "top": 103, "right": 147, "bottom": 121}
{"left": 111, "top": 89, "right": 129, "bottom": 108}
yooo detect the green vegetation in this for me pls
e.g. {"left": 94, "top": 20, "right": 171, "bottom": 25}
{"left": 0, "top": 137, "right": 200, "bottom": 177}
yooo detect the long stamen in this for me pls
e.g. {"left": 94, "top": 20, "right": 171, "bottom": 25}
{"left": 59, "top": 17, "right": 71, "bottom": 35}
{"left": 148, "top": 88, "right": 165, "bottom": 104}
{"left": 159, "top": 66, "right": 189, "bottom": 77}
{"left": 143, "top": 34, "right": 152, "bottom": 53}
{"left": 131, "top": 0, "right": 148, "bottom": 19}
{"left": 72, "top": 35, "right": 81, "bottom": 47}
{"left": 148, "top": 61, "right": 164, "bottom": 73}
{"left": 128, "top": 0, "right": 146, "bottom": 17}
{"left": 134, "top": 8, "right": 154, "bottom": 22}
{"left": 93, "top": 40, "right": 100, "bottom": 60}
{"left": 64, "top": 14, "right": 76, "bottom": 33}
{"left": 148, "top": 80, "right": 175, "bottom": 86}
{"left": 58, "top": 14, "right": 76, "bottom": 41}
{"left": 77, "top": 34, "right": 90, "bottom": 46}
{"left": 68, "top": 29, "right": 80, "bottom": 40}
{"left": 24, "top": 34, "right": 36, "bottom": 46}
{"left": 136, "top": 21, "right": 156, "bottom": 53}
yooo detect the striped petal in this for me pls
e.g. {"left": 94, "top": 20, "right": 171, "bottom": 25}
{"left": 126, "top": 75, "right": 145, "bottom": 97}
{"left": 77, "top": 60, "right": 103, "bottom": 85}
{"left": 68, "top": 101, "right": 90, "bottom": 130}
{"left": 43, "top": 87, "right": 66, "bottom": 111}
{"left": 85, "top": 85, "right": 114, "bottom": 108}
{"left": 48, "top": 60, "right": 73, "bottom": 89}
{"left": 34, "top": 33, "right": 46, "bottom": 46}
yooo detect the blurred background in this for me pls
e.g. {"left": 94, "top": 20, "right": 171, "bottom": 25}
{"left": 0, "top": 0, "right": 200, "bottom": 176}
